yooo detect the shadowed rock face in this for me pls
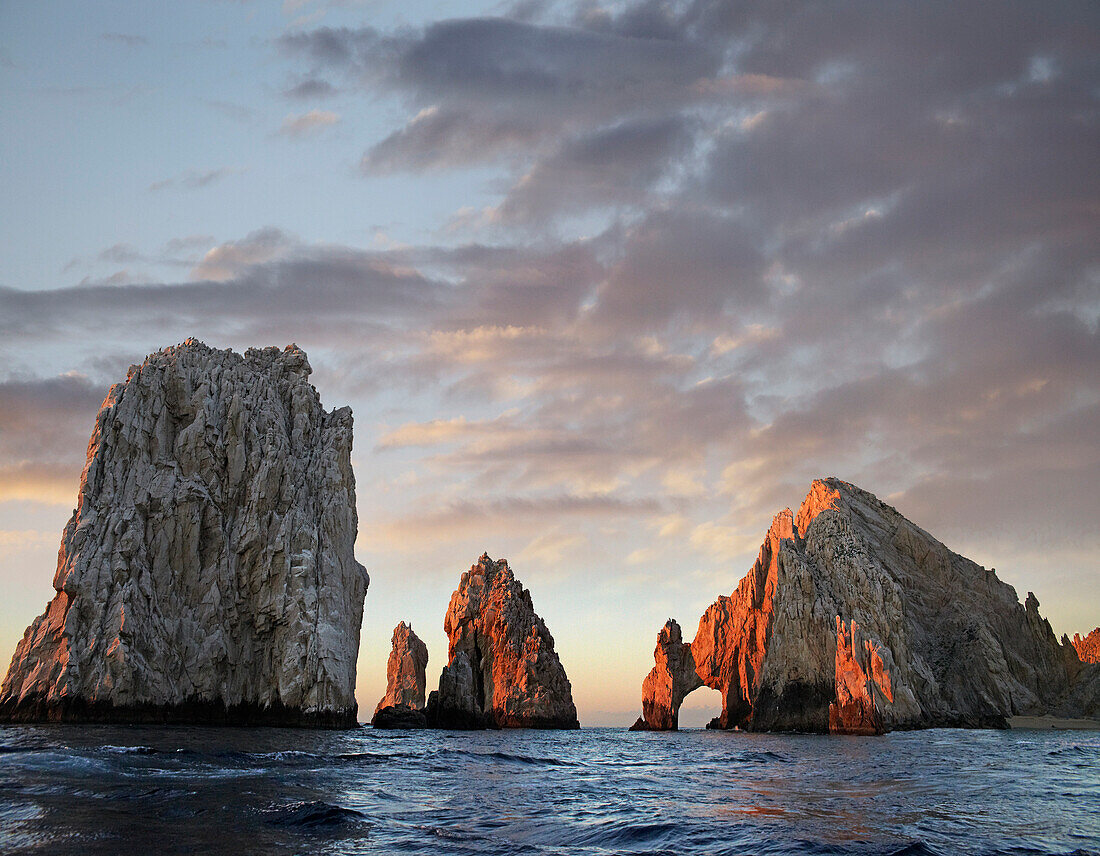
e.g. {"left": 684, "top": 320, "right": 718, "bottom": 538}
{"left": 0, "top": 340, "right": 369, "bottom": 727}
{"left": 426, "top": 554, "right": 579, "bottom": 730}
{"left": 635, "top": 478, "right": 1091, "bottom": 734}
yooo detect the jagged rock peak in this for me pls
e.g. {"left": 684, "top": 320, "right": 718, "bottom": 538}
{"left": 1072, "top": 629, "right": 1100, "bottom": 664}
{"left": 630, "top": 619, "right": 701, "bottom": 731}
{"left": 0, "top": 340, "right": 369, "bottom": 727}
{"left": 634, "top": 477, "right": 1086, "bottom": 735}
{"left": 375, "top": 622, "right": 429, "bottom": 713}
{"left": 426, "top": 554, "right": 579, "bottom": 729}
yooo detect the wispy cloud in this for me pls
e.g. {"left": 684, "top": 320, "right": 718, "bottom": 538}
{"left": 277, "top": 108, "right": 340, "bottom": 137}
{"left": 147, "top": 166, "right": 245, "bottom": 192}
{"left": 100, "top": 32, "right": 148, "bottom": 47}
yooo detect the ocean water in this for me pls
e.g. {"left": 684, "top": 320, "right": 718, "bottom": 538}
{"left": 0, "top": 724, "right": 1097, "bottom": 855}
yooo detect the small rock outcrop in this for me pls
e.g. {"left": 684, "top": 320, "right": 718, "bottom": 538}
{"left": 425, "top": 554, "right": 579, "bottom": 729}
{"left": 371, "top": 622, "right": 429, "bottom": 729}
{"left": 0, "top": 340, "right": 369, "bottom": 727}
{"left": 633, "top": 478, "right": 1093, "bottom": 734}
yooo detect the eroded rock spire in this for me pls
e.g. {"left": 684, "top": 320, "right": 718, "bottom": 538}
{"left": 371, "top": 622, "right": 429, "bottom": 729}
{"left": 426, "top": 554, "right": 579, "bottom": 729}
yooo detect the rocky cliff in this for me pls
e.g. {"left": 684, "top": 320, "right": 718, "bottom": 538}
{"left": 633, "top": 478, "right": 1091, "bottom": 734}
{"left": 371, "top": 622, "right": 429, "bottom": 728}
{"left": 425, "top": 554, "right": 579, "bottom": 729}
{"left": 0, "top": 340, "right": 369, "bottom": 727}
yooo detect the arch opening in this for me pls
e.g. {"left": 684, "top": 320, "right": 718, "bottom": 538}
{"left": 676, "top": 684, "right": 723, "bottom": 729}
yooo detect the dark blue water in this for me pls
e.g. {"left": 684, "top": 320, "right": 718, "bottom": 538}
{"left": 1, "top": 725, "right": 1097, "bottom": 855}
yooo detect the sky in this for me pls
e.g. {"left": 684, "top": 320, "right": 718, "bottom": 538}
{"left": 0, "top": 0, "right": 1097, "bottom": 727}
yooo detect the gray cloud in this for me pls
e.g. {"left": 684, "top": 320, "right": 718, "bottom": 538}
{"left": 0, "top": 374, "right": 107, "bottom": 502}
{"left": 148, "top": 167, "right": 244, "bottom": 192}
{"left": 363, "top": 107, "right": 543, "bottom": 173}
{"left": 101, "top": 32, "right": 148, "bottom": 47}
{"left": 0, "top": 236, "right": 449, "bottom": 345}
{"left": 5, "top": 0, "right": 1096, "bottom": 638}
{"left": 283, "top": 77, "right": 337, "bottom": 99}
{"left": 495, "top": 115, "right": 696, "bottom": 222}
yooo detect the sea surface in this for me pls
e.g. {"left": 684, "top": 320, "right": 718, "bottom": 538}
{"left": 0, "top": 724, "right": 1097, "bottom": 855}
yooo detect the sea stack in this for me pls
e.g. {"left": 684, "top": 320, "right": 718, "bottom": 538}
{"left": 425, "top": 554, "right": 579, "bottom": 729}
{"left": 0, "top": 340, "right": 369, "bottom": 727}
{"left": 633, "top": 478, "right": 1093, "bottom": 734}
{"left": 371, "top": 622, "right": 429, "bottom": 728}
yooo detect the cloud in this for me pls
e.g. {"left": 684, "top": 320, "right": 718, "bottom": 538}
{"left": 5, "top": 0, "right": 1098, "bottom": 646}
{"left": 283, "top": 77, "right": 337, "bottom": 99}
{"left": 281, "top": 15, "right": 720, "bottom": 176}
{"left": 277, "top": 108, "right": 341, "bottom": 137}
{"left": 192, "top": 227, "right": 296, "bottom": 281}
{"left": 148, "top": 167, "right": 243, "bottom": 192}
{"left": 0, "top": 374, "right": 107, "bottom": 505}
{"left": 363, "top": 106, "right": 543, "bottom": 173}
{"left": 494, "top": 115, "right": 695, "bottom": 222}
{"left": 101, "top": 32, "right": 147, "bottom": 47}
{"left": 0, "top": 231, "right": 448, "bottom": 348}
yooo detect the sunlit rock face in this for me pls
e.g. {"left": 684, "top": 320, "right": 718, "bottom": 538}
{"left": 635, "top": 478, "right": 1087, "bottom": 734}
{"left": 1064, "top": 629, "right": 1100, "bottom": 718}
{"left": 0, "top": 340, "right": 369, "bottom": 727}
{"left": 630, "top": 620, "right": 701, "bottom": 731}
{"left": 1071, "top": 629, "right": 1100, "bottom": 664}
{"left": 426, "top": 554, "right": 579, "bottom": 729}
{"left": 371, "top": 622, "right": 429, "bottom": 729}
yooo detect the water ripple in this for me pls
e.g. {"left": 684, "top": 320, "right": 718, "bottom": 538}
{"left": 0, "top": 725, "right": 1097, "bottom": 855}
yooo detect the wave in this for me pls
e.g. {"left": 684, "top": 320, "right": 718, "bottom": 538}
{"left": 100, "top": 745, "right": 158, "bottom": 755}
{"left": 429, "top": 747, "right": 578, "bottom": 767}
{"left": 263, "top": 800, "right": 368, "bottom": 831}
{"left": 733, "top": 750, "right": 791, "bottom": 763}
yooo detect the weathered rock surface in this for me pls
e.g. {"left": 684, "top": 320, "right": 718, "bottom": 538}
{"left": 371, "top": 704, "right": 428, "bottom": 729}
{"left": 373, "top": 623, "right": 428, "bottom": 713}
{"left": 426, "top": 554, "right": 579, "bottom": 729}
{"left": 371, "top": 622, "right": 429, "bottom": 729}
{"left": 0, "top": 340, "right": 369, "bottom": 727}
{"left": 1071, "top": 628, "right": 1100, "bottom": 664}
{"left": 425, "top": 651, "right": 491, "bottom": 730}
{"left": 630, "top": 620, "right": 700, "bottom": 731}
{"left": 634, "top": 478, "right": 1092, "bottom": 734}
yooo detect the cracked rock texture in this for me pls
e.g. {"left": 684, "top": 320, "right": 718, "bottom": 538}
{"left": 371, "top": 622, "right": 429, "bottom": 728}
{"left": 426, "top": 554, "right": 579, "bottom": 729}
{"left": 635, "top": 478, "right": 1092, "bottom": 734}
{"left": 630, "top": 620, "right": 700, "bottom": 731}
{"left": 1071, "top": 629, "right": 1100, "bottom": 664}
{"left": 0, "top": 340, "right": 369, "bottom": 727}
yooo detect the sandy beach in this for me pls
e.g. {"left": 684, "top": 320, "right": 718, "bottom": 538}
{"left": 1009, "top": 715, "right": 1100, "bottom": 731}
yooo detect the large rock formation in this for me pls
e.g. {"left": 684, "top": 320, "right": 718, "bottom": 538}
{"left": 0, "top": 340, "right": 369, "bottom": 727}
{"left": 425, "top": 554, "right": 579, "bottom": 729}
{"left": 633, "top": 478, "right": 1093, "bottom": 734}
{"left": 371, "top": 622, "right": 428, "bottom": 729}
